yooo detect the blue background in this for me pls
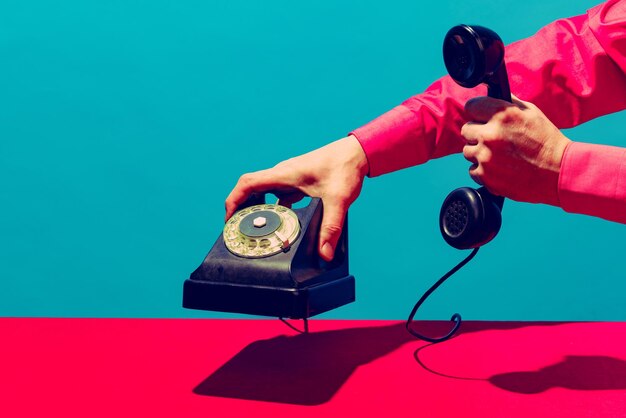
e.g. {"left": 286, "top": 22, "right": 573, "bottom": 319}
{"left": 1, "top": 0, "right": 624, "bottom": 319}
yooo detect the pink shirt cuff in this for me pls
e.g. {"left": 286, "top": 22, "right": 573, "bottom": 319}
{"left": 558, "top": 141, "right": 626, "bottom": 223}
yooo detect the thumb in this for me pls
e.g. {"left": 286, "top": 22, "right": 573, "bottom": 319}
{"left": 465, "top": 96, "right": 514, "bottom": 123}
{"left": 318, "top": 200, "right": 347, "bottom": 262}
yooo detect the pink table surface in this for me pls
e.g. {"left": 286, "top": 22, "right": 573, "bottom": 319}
{"left": 1, "top": 318, "right": 625, "bottom": 417}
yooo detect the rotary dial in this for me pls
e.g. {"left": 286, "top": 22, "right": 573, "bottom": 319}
{"left": 223, "top": 204, "right": 301, "bottom": 258}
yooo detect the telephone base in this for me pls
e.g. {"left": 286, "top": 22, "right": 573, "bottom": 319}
{"left": 182, "top": 274, "right": 355, "bottom": 319}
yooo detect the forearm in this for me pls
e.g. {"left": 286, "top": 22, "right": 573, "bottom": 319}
{"left": 352, "top": 0, "right": 626, "bottom": 177}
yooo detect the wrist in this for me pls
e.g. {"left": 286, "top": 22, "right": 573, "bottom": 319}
{"left": 344, "top": 135, "right": 370, "bottom": 178}
{"left": 542, "top": 135, "right": 572, "bottom": 207}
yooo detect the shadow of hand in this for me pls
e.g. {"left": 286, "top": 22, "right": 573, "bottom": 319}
{"left": 490, "top": 355, "right": 626, "bottom": 394}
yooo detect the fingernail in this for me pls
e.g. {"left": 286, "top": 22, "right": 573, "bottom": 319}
{"left": 321, "top": 242, "right": 334, "bottom": 260}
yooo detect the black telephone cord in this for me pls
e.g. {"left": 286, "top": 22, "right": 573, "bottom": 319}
{"left": 406, "top": 247, "right": 479, "bottom": 343}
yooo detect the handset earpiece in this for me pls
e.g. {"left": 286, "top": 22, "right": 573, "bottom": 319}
{"left": 443, "top": 25, "right": 511, "bottom": 101}
{"left": 440, "top": 24, "right": 511, "bottom": 249}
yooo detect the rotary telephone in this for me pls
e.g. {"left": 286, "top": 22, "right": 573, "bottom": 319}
{"left": 182, "top": 193, "right": 355, "bottom": 324}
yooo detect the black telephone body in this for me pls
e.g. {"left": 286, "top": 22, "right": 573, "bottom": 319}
{"left": 182, "top": 194, "right": 355, "bottom": 319}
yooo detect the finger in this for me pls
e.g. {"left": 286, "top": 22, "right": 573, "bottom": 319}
{"left": 318, "top": 199, "right": 347, "bottom": 262}
{"left": 460, "top": 121, "right": 483, "bottom": 145}
{"left": 224, "top": 169, "right": 297, "bottom": 221}
{"left": 462, "top": 143, "right": 479, "bottom": 163}
{"left": 275, "top": 190, "right": 306, "bottom": 208}
{"left": 465, "top": 96, "right": 516, "bottom": 123}
{"left": 468, "top": 163, "right": 483, "bottom": 186}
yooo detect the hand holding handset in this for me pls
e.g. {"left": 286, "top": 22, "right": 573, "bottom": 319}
{"left": 406, "top": 25, "right": 511, "bottom": 343}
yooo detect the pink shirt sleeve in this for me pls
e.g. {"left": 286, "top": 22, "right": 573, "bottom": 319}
{"left": 559, "top": 142, "right": 626, "bottom": 223}
{"left": 350, "top": 0, "right": 626, "bottom": 222}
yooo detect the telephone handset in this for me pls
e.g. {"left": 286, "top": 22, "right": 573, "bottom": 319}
{"left": 183, "top": 193, "right": 355, "bottom": 321}
{"left": 440, "top": 24, "right": 512, "bottom": 249}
